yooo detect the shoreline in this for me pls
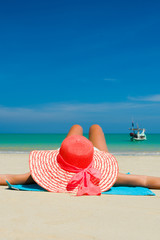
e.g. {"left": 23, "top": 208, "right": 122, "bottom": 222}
{"left": 0, "top": 150, "right": 160, "bottom": 156}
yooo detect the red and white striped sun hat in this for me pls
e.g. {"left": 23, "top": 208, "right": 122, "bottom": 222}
{"left": 29, "top": 135, "right": 119, "bottom": 196}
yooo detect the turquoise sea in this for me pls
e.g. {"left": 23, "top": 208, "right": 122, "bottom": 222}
{"left": 0, "top": 134, "right": 159, "bottom": 155}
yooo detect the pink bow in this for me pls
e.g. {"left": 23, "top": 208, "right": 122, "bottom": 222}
{"left": 57, "top": 154, "right": 101, "bottom": 196}
{"left": 67, "top": 167, "right": 101, "bottom": 196}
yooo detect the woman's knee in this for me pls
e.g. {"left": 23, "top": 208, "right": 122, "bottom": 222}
{"left": 89, "top": 124, "right": 102, "bottom": 133}
{"left": 71, "top": 124, "right": 83, "bottom": 131}
{"left": 67, "top": 124, "right": 83, "bottom": 136}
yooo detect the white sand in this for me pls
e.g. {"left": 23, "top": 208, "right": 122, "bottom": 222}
{"left": 0, "top": 154, "right": 160, "bottom": 240}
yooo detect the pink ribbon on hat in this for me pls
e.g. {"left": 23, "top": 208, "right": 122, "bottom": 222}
{"left": 57, "top": 154, "right": 101, "bottom": 196}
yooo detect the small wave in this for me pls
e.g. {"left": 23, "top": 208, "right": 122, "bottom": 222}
{"left": 111, "top": 152, "right": 160, "bottom": 156}
{"left": 0, "top": 150, "right": 160, "bottom": 156}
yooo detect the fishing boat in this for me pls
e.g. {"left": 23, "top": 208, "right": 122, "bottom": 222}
{"left": 129, "top": 121, "right": 147, "bottom": 141}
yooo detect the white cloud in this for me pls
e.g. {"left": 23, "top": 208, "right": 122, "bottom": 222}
{"left": 128, "top": 94, "right": 160, "bottom": 102}
{"left": 0, "top": 101, "right": 160, "bottom": 132}
{"left": 0, "top": 101, "right": 158, "bottom": 123}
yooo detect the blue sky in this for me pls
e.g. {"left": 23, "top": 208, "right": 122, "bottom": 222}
{"left": 0, "top": 0, "right": 160, "bottom": 133}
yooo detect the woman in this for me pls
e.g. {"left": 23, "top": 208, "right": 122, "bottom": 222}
{"left": 0, "top": 124, "right": 160, "bottom": 192}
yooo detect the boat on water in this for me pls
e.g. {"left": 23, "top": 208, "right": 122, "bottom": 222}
{"left": 129, "top": 121, "right": 147, "bottom": 141}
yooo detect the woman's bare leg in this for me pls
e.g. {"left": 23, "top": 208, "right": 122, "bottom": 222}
{"left": 67, "top": 124, "right": 83, "bottom": 137}
{"left": 88, "top": 124, "right": 160, "bottom": 189}
{"left": 89, "top": 124, "right": 108, "bottom": 152}
{"left": 0, "top": 172, "right": 35, "bottom": 186}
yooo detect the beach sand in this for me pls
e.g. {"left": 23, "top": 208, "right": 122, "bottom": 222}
{"left": 0, "top": 153, "right": 160, "bottom": 240}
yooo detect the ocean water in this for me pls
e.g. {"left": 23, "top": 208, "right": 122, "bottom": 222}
{"left": 0, "top": 134, "right": 159, "bottom": 155}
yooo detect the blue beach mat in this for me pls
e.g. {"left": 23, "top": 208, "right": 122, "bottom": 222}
{"left": 6, "top": 181, "right": 47, "bottom": 192}
{"left": 102, "top": 186, "right": 155, "bottom": 196}
{"left": 6, "top": 181, "right": 155, "bottom": 196}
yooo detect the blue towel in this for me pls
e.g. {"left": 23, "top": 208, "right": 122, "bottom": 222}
{"left": 102, "top": 186, "right": 155, "bottom": 196}
{"left": 6, "top": 181, "right": 155, "bottom": 196}
{"left": 6, "top": 181, "right": 47, "bottom": 192}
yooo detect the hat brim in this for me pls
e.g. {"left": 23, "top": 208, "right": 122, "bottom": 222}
{"left": 29, "top": 150, "right": 119, "bottom": 194}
